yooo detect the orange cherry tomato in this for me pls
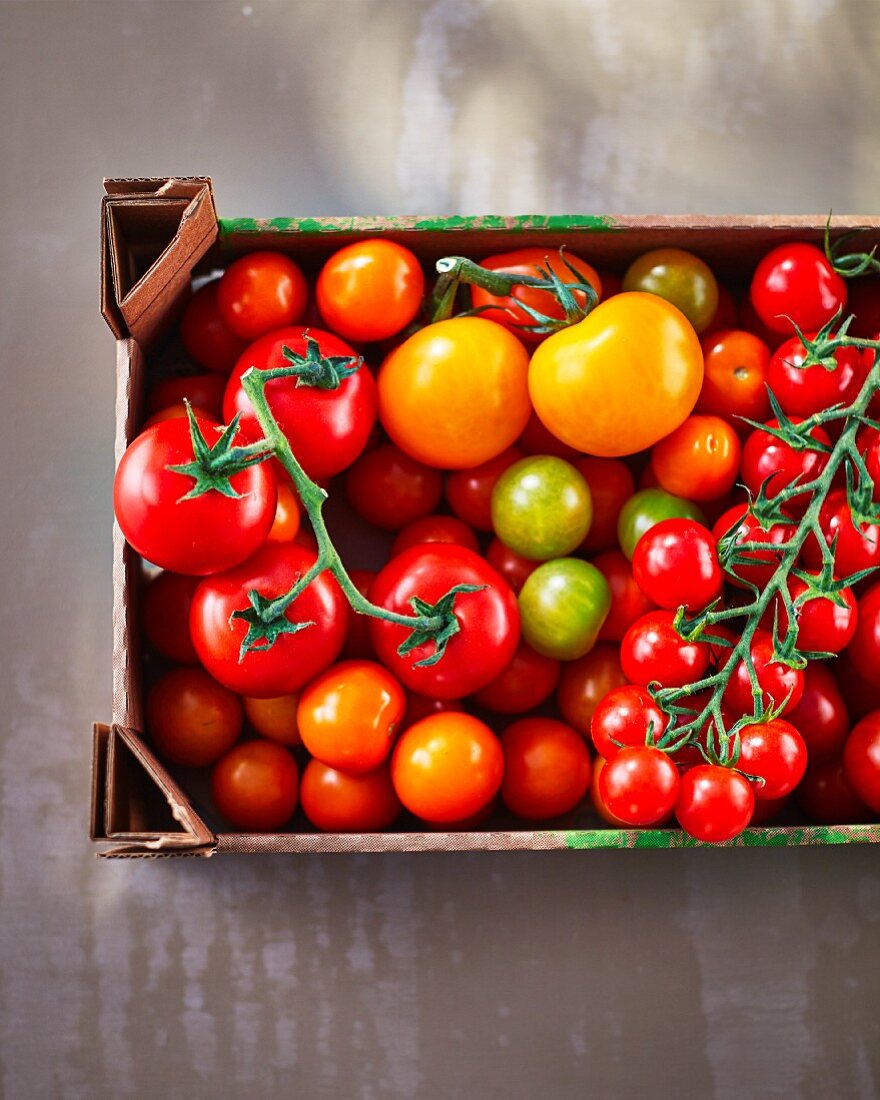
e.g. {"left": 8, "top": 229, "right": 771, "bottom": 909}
{"left": 529, "top": 293, "right": 703, "bottom": 457}
{"left": 298, "top": 660, "right": 405, "bottom": 774}
{"left": 485, "top": 537, "right": 539, "bottom": 594}
{"left": 652, "top": 415, "right": 741, "bottom": 502}
{"left": 266, "top": 480, "right": 301, "bottom": 544}
{"left": 576, "top": 457, "right": 636, "bottom": 552}
{"left": 472, "top": 640, "right": 561, "bottom": 715}
{"left": 500, "top": 718, "right": 592, "bottom": 820}
{"left": 180, "top": 279, "right": 248, "bottom": 373}
{"left": 593, "top": 550, "right": 657, "bottom": 642}
{"left": 468, "top": 248, "right": 602, "bottom": 347}
{"left": 697, "top": 329, "right": 771, "bottom": 427}
{"left": 147, "top": 667, "right": 242, "bottom": 767}
{"left": 378, "top": 317, "right": 531, "bottom": 469}
{"left": 243, "top": 694, "right": 301, "bottom": 746}
{"left": 445, "top": 447, "right": 524, "bottom": 531}
{"left": 341, "top": 569, "right": 377, "bottom": 661}
{"left": 390, "top": 514, "right": 480, "bottom": 558}
{"left": 556, "top": 643, "right": 628, "bottom": 736}
{"left": 391, "top": 712, "right": 503, "bottom": 823}
{"left": 316, "top": 239, "right": 424, "bottom": 343}
{"left": 211, "top": 741, "right": 299, "bottom": 831}
{"left": 217, "top": 251, "right": 308, "bottom": 341}
{"left": 141, "top": 403, "right": 216, "bottom": 431}
{"left": 300, "top": 760, "right": 402, "bottom": 832}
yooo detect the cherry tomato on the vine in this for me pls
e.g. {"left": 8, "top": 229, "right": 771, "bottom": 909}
{"left": 750, "top": 242, "right": 846, "bottom": 336}
{"left": 622, "top": 248, "right": 718, "bottom": 333}
{"left": 803, "top": 489, "right": 880, "bottom": 580}
{"left": 740, "top": 419, "right": 830, "bottom": 508}
{"left": 620, "top": 610, "right": 711, "bottom": 688}
{"left": 147, "top": 667, "right": 242, "bottom": 768}
{"left": 675, "top": 765, "right": 754, "bottom": 843}
{"left": 711, "top": 505, "right": 795, "bottom": 589}
{"left": 211, "top": 740, "right": 299, "bottom": 831}
{"left": 721, "top": 630, "right": 804, "bottom": 717}
{"left": 697, "top": 329, "right": 771, "bottom": 426}
{"left": 500, "top": 718, "right": 592, "bottom": 820}
{"left": 598, "top": 745, "right": 680, "bottom": 826}
{"left": 652, "top": 415, "right": 741, "bottom": 502}
{"left": 737, "top": 718, "right": 807, "bottom": 800}
{"left": 631, "top": 518, "right": 722, "bottom": 611}
{"left": 180, "top": 279, "right": 248, "bottom": 374}
{"left": 617, "top": 488, "right": 706, "bottom": 560}
{"left": 590, "top": 684, "right": 669, "bottom": 759}
{"left": 217, "top": 251, "right": 308, "bottom": 341}
{"left": 345, "top": 443, "right": 443, "bottom": 531}
{"left": 760, "top": 574, "right": 858, "bottom": 654}
{"left": 767, "top": 333, "right": 866, "bottom": 419}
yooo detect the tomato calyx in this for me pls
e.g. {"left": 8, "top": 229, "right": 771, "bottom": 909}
{"left": 398, "top": 583, "right": 487, "bottom": 668}
{"left": 824, "top": 215, "right": 880, "bottom": 279}
{"left": 230, "top": 575, "right": 319, "bottom": 660}
{"left": 166, "top": 403, "right": 273, "bottom": 500}
{"left": 276, "top": 333, "right": 364, "bottom": 391}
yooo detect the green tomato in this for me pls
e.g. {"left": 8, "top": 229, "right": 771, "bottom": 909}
{"left": 618, "top": 488, "right": 706, "bottom": 560}
{"left": 518, "top": 558, "right": 611, "bottom": 660}
{"left": 491, "top": 456, "right": 592, "bottom": 561}
{"left": 622, "top": 248, "right": 719, "bottom": 333}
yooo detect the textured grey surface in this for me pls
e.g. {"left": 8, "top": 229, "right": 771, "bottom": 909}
{"left": 2, "top": 1, "right": 880, "bottom": 1097}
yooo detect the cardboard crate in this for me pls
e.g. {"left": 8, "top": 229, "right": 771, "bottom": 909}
{"left": 92, "top": 177, "right": 880, "bottom": 857}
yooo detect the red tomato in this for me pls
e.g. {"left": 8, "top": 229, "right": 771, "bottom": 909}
{"left": 740, "top": 420, "right": 830, "bottom": 508}
{"left": 190, "top": 543, "right": 348, "bottom": 697}
{"left": 711, "top": 505, "right": 796, "bottom": 589}
{"left": 749, "top": 795, "right": 790, "bottom": 825}
{"left": 114, "top": 417, "right": 277, "bottom": 575}
{"left": 242, "top": 694, "right": 301, "bottom": 746}
{"left": 485, "top": 538, "right": 538, "bottom": 594}
{"left": 843, "top": 712, "right": 880, "bottom": 812}
{"left": 142, "top": 403, "right": 216, "bottom": 431}
{"left": 620, "top": 611, "right": 711, "bottom": 688}
{"left": 797, "top": 759, "right": 872, "bottom": 823}
{"left": 211, "top": 741, "right": 299, "bottom": 831}
{"left": 767, "top": 333, "right": 866, "bottom": 419}
{"left": 651, "top": 416, "right": 741, "bottom": 502}
{"left": 391, "top": 712, "right": 503, "bottom": 823}
{"left": 223, "top": 327, "right": 376, "bottom": 481}
{"left": 391, "top": 515, "right": 480, "bottom": 558}
{"left": 787, "top": 663, "right": 849, "bottom": 764}
{"left": 760, "top": 574, "right": 858, "bottom": 654}
{"left": 590, "top": 684, "right": 669, "bottom": 759}
{"left": 500, "top": 718, "right": 592, "bottom": 819}
{"left": 369, "top": 545, "right": 520, "bottom": 699}
{"left": 217, "top": 251, "right": 308, "bottom": 340}
{"left": 834, "top": 654, "right": 880, "bottom": 721}
{"left": 750, "top": 242, "right": 847, "bottom": 336}
{"left": 180, "top": 279, "right": 248, "bottom": 373}
{"left": 848, "top": 582, "right": 880, "bottom": 687}
{"left": 593, "top": 550, "right": 657, "bottom": 642}
{"left": 142, "top": 571, "right": 201, "bottom": 663}
{"left": 845, "top": 278, "right": 880, "bottom": 339}
{"left": 590, "top": 756, "right": 631, "bottom": 826}
{"left": 702, "top": 284, "right": 739, "bottom": 337}
{"left": 737, "top": 718, "right": 807, "bottom": 799}
{"left": 300, "top": 760, "right": 402, "bottom": 832}
{"left": 473, "top": 641, "right": 560, "bottom": 715}
{"left": 632, "top": 519, "right": 722, "bottom": 611}
{"left": 445, "top": 447, "right": 524, "bottom": 531}
{"left": 675, "top": 765, "right": 755, "bottom": 842}
{"left": 739, "top": 292, "right": 786, "bottom": 350}
{"left": 516, "top": 410, "right": 582, "bottom": 460}
{"left": 598, "top": 745, "right": 680, "bottom": 826}
{"left": 860, "top": 426, "right": 880, "bottom": 495}
{"left": 146, "top": 373, "right": 227, "bottom": 419}
{"left": 803, "top": 489, "right": 880, "bottom": 580}
{"left": 341, "top": 569, "right": 377, "bottom": 660}
{"left": 697, "top": 329, "right": 771, "bottom": 426}
{"left": 266, "top": 480, "right": 301, "bottom": 544}
{"left": 576, "top": 458, "right": 635, "bottom": 552}
{"left": 146, "top": 667, "right": 242, "bottom": 767}
{"left": 556, "top": 643, "right": 627, "bottom": 737}
{"left": 722, "top": 630, "right": 804, "bottom": 718}
{"left": 401, "top": 693, "right": 463, "bottom": 729}
{"left": 345, "top": 444, "right": 443, "bottom": 530}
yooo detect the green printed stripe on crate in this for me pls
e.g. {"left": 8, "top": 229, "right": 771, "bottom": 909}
{"left": 218, "top": 214, "right": 619, "bottom": 237}
{"left": 560, "top": 823, "right": 880, "bottom": 849}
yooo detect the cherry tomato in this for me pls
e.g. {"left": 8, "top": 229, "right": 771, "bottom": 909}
{"left": 598, "top": 745, "right": 680, "bottom": 826}
{"left": 390, "top": 515, "right": 480, "bottom": 558}
{"left": 712, "top": 505, "right": 795, "bottom": 589}
{"left": 651, "top": 416, "right": 741, "bottom": 502}
{"left": 217, "top": 251, "right": 308, "bottom": 340}
{"left": 485, "top": 538, "right": 538, "bottom": 595}
{"left": 556, "top": 644, "right": 627, "bottom": 736}
{"left": 391, "top": 712, "right": 503, "bottom": 824}
{"left": 300, "top": 760, "right": 402, "bottom": 832}
{"left": 617, "top": 488, "right": 706, "bottom": 560}
{"left": 576, "top": 458, "right": 635, "bottom": 553}
{"left": 224, "top": 327, "right": 376, "bottom": 481}
{"left": 675, "top": 765, "right": 754, "bottom": 842}
{"left": 860, "top": 426, "right": 880, "bottom": 494}
{"left": 721, "top": 630, "right": 804, "bottom": 717}
{"left": 516, "top": 411, "right": 581, "bottom": 460}
{"left": 590, "top": 756, "right": 630, "bottom": 826}
{"left": 211, "top": 741, "right": 299, "bottom": 831}
{"left": 622, "top": 248, "right": 718, "bottom": 333}
{"left": 500, "top": 718, "right": 592, "bottom": 820}
{"left": 445, "top": 447, "right": 524, "bottom": 531}
{"left": 142, "top": 403, "right": 216, "bottom": 431}
{"left": 491, "top": 456, "right": 592, "bottom": 561}
{"left": 297, "top": 660, "right": 405, "bottom": 774}
{"left": 146, "top": 373, "right": 227, "bottom": 419}
{"left": 242, "top": 693, "right": 301, "bottom": 746}
{"left": 739, "top": 292, "right": 786, "bottom": 350}
{"left": 518, "top": 559, "right": 611, "bottom": 660}
{"left": 740, "top": 419, "right": 830, "bottom": 507}
{"left": 190, "top": 543, "right": 348, "bottom": 697}
{"left": 760, "top": 574, "right": 858, "bottom": 654}
{"left": 797, "top": 759, "right": 872, "bottom": 824}
{"left": 468, "top": 248, "right": 601, "bottom": 346}
{"left": 847, "top": 582, "right": 880, "bottom": 687}
{"left": 620, "top": 610, "right": 711, "bottom": 688}
{"left": 529, "top": 292, "right": 704, "bottom": 457}
{"left": 266, "top": 480, "right": 301, "bottom": 544}
{"left": 767, "top": 333, "right": 866, "bottom": 419}
{"left": 803, "top": 489, "right": 880, "bottom": 580}
{"left": 593, "top": 550, "right": 657, "bottom": 642}
{"left": 698, "top": 329, "right": 771, "bottom": 426}
{"left": 632, "top": 519, "right": 722, "bottom": 611}
{"left": 749, "top": 795, "right": 790, "bottom": 825}
{"left": 737, "top": 719, "right": 807, "bottom": 800}
{"left": 180, "top": 279, "right": 248, "bottom": 373}
{"left": 843, "top": 711, "right": 880, "bottom": 812}
{"left": 589, "top": 683, "right": 669, "bottom": 759}
{"left": 750, "top": 242, "right": 846, "bottom": 336}
{"left": 345, "top": 444, "right": 443, "bottom": 530}
{"left": 341, "top": 569, "right": 377, "bottom": 660}
{"left": 316, "top": 239, "right": 424, "bottom": 343}
{"left": 702, "top": 284, "right": 739, "bottom": 337}
{"left": 369, "top": 544, "right": 519, "bottom": 699}
{"left": 142, "top": 571, "right": 201, "bottom": 663}
{"left": 401, "top": 693, "right": 463, "bottom": 729}
{"left": 146, "top": 667, "right": 242, "bottom": 767}
{"left": 473, "top": 641, "right": 560, "bottom": 715}
{"left": 787, "top": 663, "right": 849, "bottom": 764}
{"left": 114, "top": 417, "right": 277, "bottom": 575}
{"left": 833, "top": 654, "right": 880, "bottom": 722}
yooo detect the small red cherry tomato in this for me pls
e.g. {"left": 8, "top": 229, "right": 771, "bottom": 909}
{"left": 760, "top": 574, "right": 858, "bottom": 654}
{"left": 767, "top": 333, "right": 866, "bottom": 419}
{"left": 345, "top": 444, "right": 443, "bottom": 530}
{"left": 142, "top": 571, "right": 201, "bottom": 663}
{"left": 620, "top": 611, "right": 711, "bottom": 688}
{"left": 702, "top": 284, "right": 739, "bottom": 337}
{"left": 675, "top": 765, "right": 755, "bottom": 843}
{"left": 473, "top": 641, "right": 560, "bottom": 715}
{"left": 211, "top": 741, "right": 299, "bottom": 831}
{"left": 146, "top": 373, "right": 228, "bottom": 419}
{"left": 632, "top": 519, "right": 722, "bottom": 611}
{"left": 146, "top": 667, "right": 242, "bottom": 767}
{"left": 740, "top": 420, "right": 830, "bottom": 508}
{"left": 391, "top": 514, "right": 480, "bottom": 558}
{"left": 516, "top": 410, "right": 582, "bottom": 460}
{"left": 576, "top": 457, "right": 635, "bottom": 552}
{"left": 797, "top": 758, "right": 872, "bottom": 824}
{"left": 590, "top": 684, "right": 669, "bottom": 759}
{"left": 787, "top": 663, "right": 849, "bottom": 765}
{"left": 593, "top": 550, "right": 657, "bottom": 642}
{"left": 556, "top": 643, "right": 627, "bottom": 737}
{"left": 217, "top": 251, "right": 308, "bottom": 340}
{"left": 697, "top": 329, "right": 771, "bottom": 426}
{"left": 485, "top": 538, "right": 538, "bottom": 594}
{"left": 847, "top": 582, "right": 880, "bottom": 687}
{"left": 242, "top": 694, "right": 302, "bottom": 746}
{"left": 843, "top": 711, "right": 880, "bottom": 813}
{"left": 500, "top": 718, "right": 592, "bottom": 820}
{"left": 721, "top": 630, "right": 804, "bottom": 717}
{"left": 180, "top": 279, "right": 248, "bottom": 373}
{"left": 445, "top": 447, "right": 524, "bottom": 531}
{"left": 737, "top": 718, "right": 807, "bottom": 800}
{"left": 750, "top": 242, "right": 846, "bottom": 336}
{"left": 300, "top": 760, "right": 402, "bottom": 832}
{"left": 651, "top": 416, "right": 741, "bottom": 502}
{"left": 401, "top": 693, "right": 463, "bottom": 729}
{"left": 598, "top": 745, "right": 680, "bottom": 826}
{"left": 803, "top": 489, "right": 880, "bottom": 580}
{"left": 712, "top": 505, "right": 796, "bottom": 589}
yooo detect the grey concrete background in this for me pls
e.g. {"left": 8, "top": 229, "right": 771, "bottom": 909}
{"left": 2, "top": 1, "right": 879, "bottom": 1096}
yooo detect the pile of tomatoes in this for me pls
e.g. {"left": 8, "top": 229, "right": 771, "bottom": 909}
{"left": 113, "top": 234, "right": 880, "bottom": 843}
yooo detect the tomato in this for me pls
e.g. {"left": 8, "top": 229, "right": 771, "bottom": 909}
{"left": 797, "top": 759, "right": 872, "bottom": 823}
{"left": 345, "top": 444, "right": 443, "bottom": 530}
{"left": 740, "top": 420, "right": 830, "bottom": 507}
{"left": 516, "top": 411, "right": 582, "bottom": 460}
{"left": 500, "top": 718, "right": 592, "bottom": 819}
{"left": 575, "top": 458, "right": 635, "bottom": 552}
{"left": 180, "top": 279, "right": 248, "bottom": 374}
{"left": 556, "top": 644, "right": 627, "bottom": 736}
{"left": 491, "top": 456, "right": 592, "bottom": 561}
{"left": 622, "top": 248, "right": 718, "bottom": 333}
{"left": 190, "top": 543, "right": 348, "bottom": 697}
{"left": 390, "top": 514, "right": 480, "bottom": 558}
{"left": 473, "top": 641, "right": 560, "bottom": 715}
{"left": 860, "top": 426, "right": 880, "bottom": 494}
{"left": 341, "top": 569, "right": 377, "bottom": 660}
{"left": 142, "top": 403, "right": 216, "bottom": 431}
{"left": 146, "top": 373, "right": 227, "bottom": 419}
{"left": 760, "top": 574, "right": 858, "bottom": 653}
{"left": 749, "top": 795, "right": 790, "bottom": 825}
{"left": 598, "top": 745, "right": 680, "bottom": 826}
{"left": 750, "top": 242, "right": 846, "bottom": 336}
{"left": 632, "top": 519, "right": 722, "bottom": 611}
{"left": 114, "top": 417, "right": 277, "bottom": 575}
{"left": 846, "top": 278, "right": 880, "bottom": 339}
{"left": 142, "top": 571, "right": 201, "bottom": 663}
{"left": 146, "top": 667, "right": 242, "bottom": 767}
{"left": 300, "top": 760, "right": 402, "bottom": 832}
{"left": 712, "top": 505, "right": 795, "bottom": 589}
{"left": 843, "top": 711, "right": 880, "bottom": 812}
{"left": 391, "top": 712, "right": 503, "bottom": 823}
{"left": 468, "top": 248, "right": 602, "bottom": 346}
{"left": 739, "top": 292, "right": 786, "bottom": 350}
{"left": 803, "top": 489, "right": 880, "bottom": 580}
{"left": 518, "top": 559, "right": 610, "bottom": 660}
{"left": 224, "top": 327, "right": 376, "bottom": 481}
{"left": 589, "top": 684, "right": 668, "bottom": 759}
{"left": 703, "top": 284, "right": 739, "bottom": 337}
{"left": 697, "top": 329, "right": 771, "bottom": 426}
{"left": 485, "top": 538, "right": 538, "bottom": 595}
{"left": 401, "top": 693, "right": 463, "bottom": 729}
{"left": 786, "top": 663, "right": 849, "bottom": 764}
{"left": 620, "top": 610, "right": 711, "bottom": 688}
{"left": 529, "top": 292, "right": 704, "bottom": 456}
{"left": 445, "top": 447, "right": 524, "bottom": 531}
{"left": 593, "top": 550, "right": 657, "bottom": 642}
{"left": 847, "top": 582, "right": 880, "bottom": 686}
{"left": 297, "top": 660, "right": 405, "bottom": 774}
{"left": 242, "top": 693, "right": 301, "bottom": 746}
{"left": 211, "top": 741, "right": 299, "bottom": 831}
{"left": 651, "top": 415, "right": 741, "bottom": 502}
{"left": 767, "top": 333, "right": 866, "bottom": 419}
{"left": 369, "top": 544, "right": 519, "bottom": 699}
{"left": 316, "top": 239, "right": 424, "bottom": 343}
{"left": 721, "top": 630, "right": 804, "bottom": 717}
{"left": 737, "top": 719, "right": 807, "bottom": 799}
{"left": 675, "top": 765, "right": 754, "bottom": 842}
{"left": 378, "top": 317, "right": 531, "bottom": 469}
{"left": 590, "top": 756, "right": 630, "bottom": 826}
{"left": 217, "top": 251, "right": 308, "bottom": 340}
{"left": 617, "top": 488, "right": 706, "bottom": 560}
{"left": 266, "top": 480, "right": 301, "bottom": 544}
{"left": 834, "top": 654, "right": 880, "bottom": 721}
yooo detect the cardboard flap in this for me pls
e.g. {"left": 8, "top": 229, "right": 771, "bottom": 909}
{"left": 101, "top": 176, "right": 218, "bottom": 347}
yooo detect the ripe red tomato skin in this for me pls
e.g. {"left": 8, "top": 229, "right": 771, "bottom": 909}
{"left": 797, "top": 759, "right": 872, "bottom": 824}
{"left": 803, "top": 489, "right": 880, "bottom": 580}
{"left": 737, "top": 719, "right": 808, "bottom": 800}
{"left": 500, "top": 718, "right": 592, "bottom": 820}
{"left": 473, "top": 641, "right": 560, "bottom": 715}
{"left": 211, "top": 741, "right": 299, "bottom": 831}
{"left": 345, "top": 444, "right": 443, "bottom": 530}
{"left": 848, "top": 582, "right": 880, "bottom": 687}
{"left": 445, "top": 447, "right": 524, "bottom": 531}
{"left": 369, "top": 544, "right": 520, "bottom": 700}
{"left": 711, "top": 506, "right": 795, "bottom": 589}
{"left": 593, "top": 551, "right": 657, "bottom": 642}
{"left": 598, "top": 746, "right": 680, "bottom": 826}
{"left": 217, "top": 251, "right": 308, "bottom": 341}
{"left": 390, "top": 515, "right": 480, "bottom": 558}
{"left": 517, "top": 411, "right": 581, "bottom": 460}
{"left": 142, "top": 571, "right": 201, "bottom": 663}
{"left": 722, "top": 631, "right": 804, "bottom": 717}
{"left": 576, "top": 458, "right": 635, "bottom": 552}
{"left": 341, "top": 570, "right": 377, "bottom": 660}
{"left": 299, "top": 760, "right": 402, "bottom": 832}
{"left": 590, "top": 684, "right": 669, "bottom": 759}
{"left": 180, "top": 280, "right": 248, "bottom": 374}
{"left": 620, "top": 611, "right": 711, "bottom": 689}
{"left": 556, "top": 644, "right": 627, "bottom": 737}
{"left": 787, "top": 662, "right": 850, "bottom": 764}
{"left": 697, "top": 329, "right": 771, "bottom": 425}
{"left": 750, "top": 242, "right": 847, "bottom": 336}
{"left": 146, "top": 667, "right": 242, "bottom": 768}
{"left": 767, "top": 334, "right": 866, "bottom": 419}
{"left": 740, "top": 420, "right": 831, "bottom": 509}
{"left": 631, "top": 519, "right": 722, "bottom": 611}
{"left": 843, "top": 711, "right": 880, "bottom": 812}
{"left": 675, "top": 765, "right": 755, "bottom": 843}
{"left": 760, "top": 575, "right": 858, "bottom": 654}
{"left": 485, "top": 538, "right": 538, "bottom": 595}
{"left": 146, "top": 373, "right": 228, "bottom": 420}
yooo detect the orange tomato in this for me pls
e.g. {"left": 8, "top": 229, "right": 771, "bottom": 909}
{"left": 243, "top": 693, "right": 301, "bottom": 746}
{"left": 217, "top": 251, "right": 308, "bottom": 341}
{"left": 529, "top": 292, "right": 703, "bottom": 456}
{"left": 147, "top": 667, "right": 242, "bottom": 767}
{"left": 378, "top": 317, "right": 531, "bottom": 469}
{"left": 652, "top": 415, "right": 741, "bottom": 501}
{"left": 556, "top": 643, "right": 627, "bottom": 736}
{"left": 300, "top": 760, "right": 402, "bottom": 832}
{"left": 266, "top": 480, "right": 301, "bottom": 544}
{"left": 697, "top": 329, "right": 772, "bottom": 427}
{"left": 500, "top": 718, "right": 592, "bottom": 820}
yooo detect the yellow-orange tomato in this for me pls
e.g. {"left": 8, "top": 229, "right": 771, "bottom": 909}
{"left": 266, "top": 480, "right": 301, "bottom": 544}
{"left": 243, "top": 693, "right": 301, "bottom": 746}
{"left": 378, "top": 317, "right": 531, "bottom": 469}
{"left": 651, "top": 415, "right": 742, "bottom": 502}
{"left": 298, "top": 660, "right": 405, "bottom": 774}
{"left": 528, "top": 292, "right": 703, "bottom": 457}
{"left": 300, "top": 760, "right": 402, "bottom": 832}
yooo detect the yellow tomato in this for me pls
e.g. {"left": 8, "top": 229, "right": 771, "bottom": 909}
{"left": 528, "top": 292, "right": 703, "bottom": 457}
{"left": 378, "top": 317, "right": 531, "bottom": 469}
